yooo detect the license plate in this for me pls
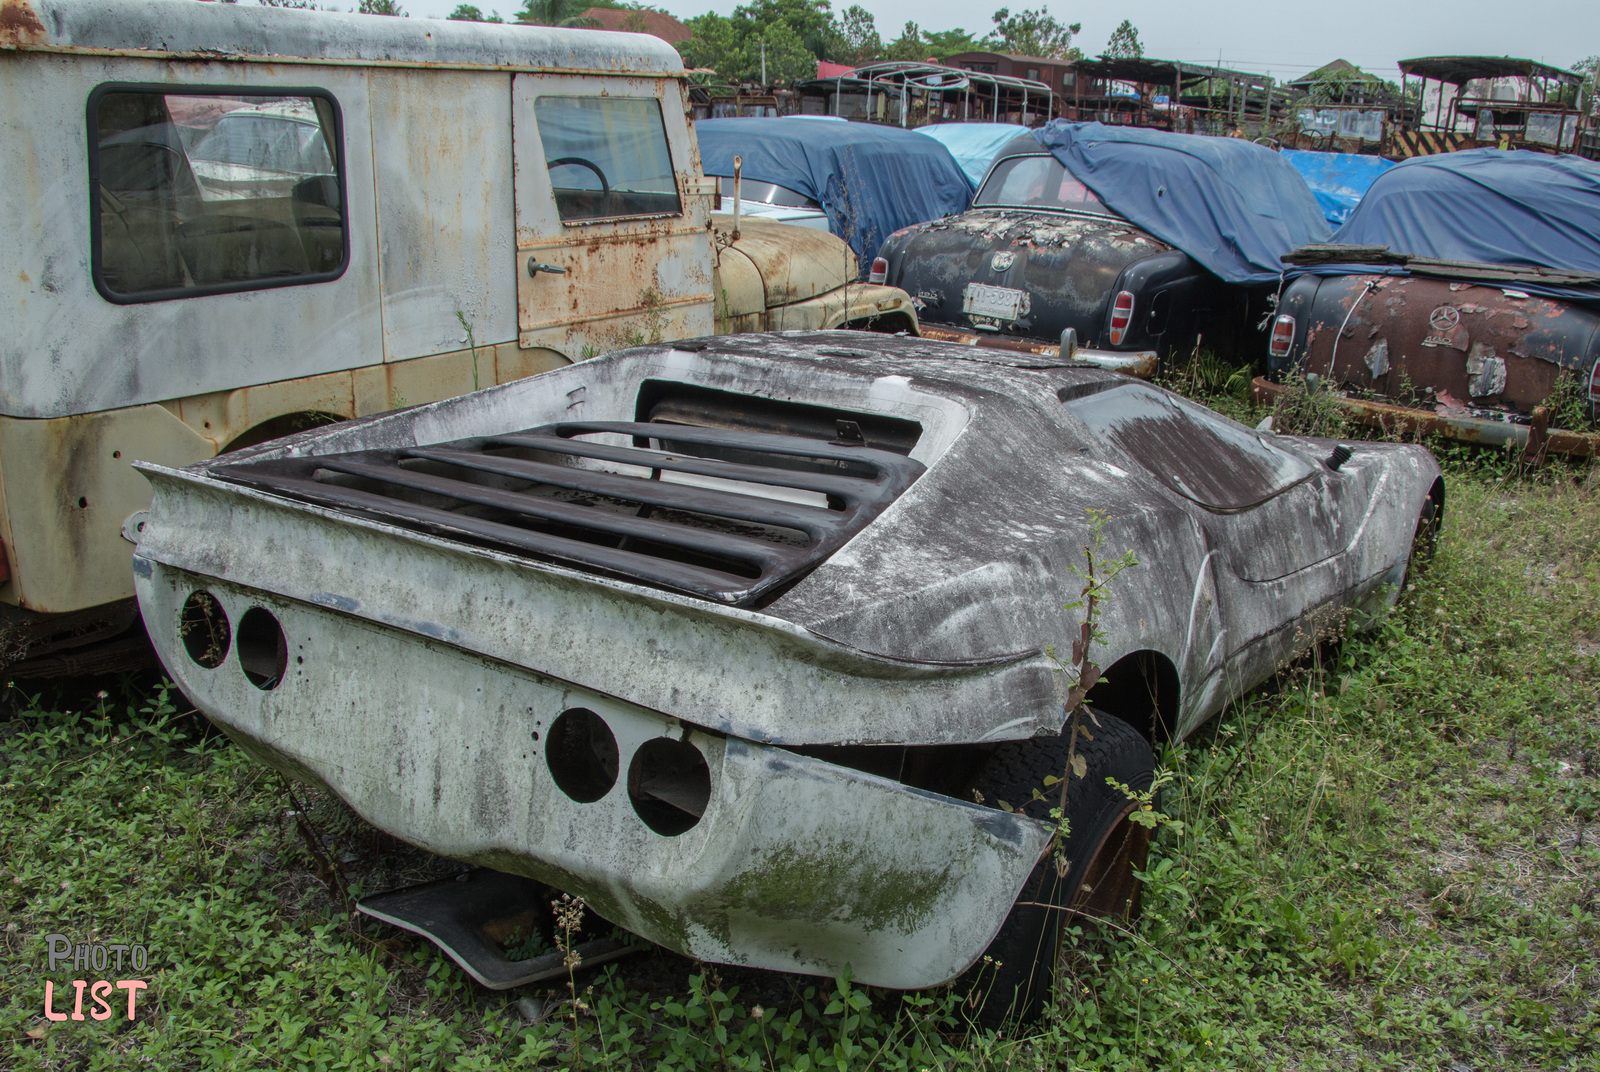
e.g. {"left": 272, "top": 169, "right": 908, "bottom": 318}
{"left": 962, "top": 282, "right": 1025, "bottom": 321}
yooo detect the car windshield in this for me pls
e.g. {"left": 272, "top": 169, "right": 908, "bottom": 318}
{"left": 713, "top": 178, "right": 820, "bottom": 209}
{"left": 190, "top": 111, "right": 334, "bottom": 176}
{"left": 974, "top": 154, "right": 1114, "bottom": 214}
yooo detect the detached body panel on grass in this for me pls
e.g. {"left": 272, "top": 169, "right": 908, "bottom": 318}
{"left": 132, "top": 332, "right": 1441, "bottom": 988}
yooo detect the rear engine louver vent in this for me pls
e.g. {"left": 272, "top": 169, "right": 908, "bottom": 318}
{"left": 215, "top": 421, "right": 925, "bottom": 606}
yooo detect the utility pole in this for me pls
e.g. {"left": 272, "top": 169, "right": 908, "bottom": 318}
{"left": 761, "top": 38, "right": 767, "bottom": 85}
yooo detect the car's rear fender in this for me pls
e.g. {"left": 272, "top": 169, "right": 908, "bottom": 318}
{"left": 1108, "top": 249, "right": 1208, "bottom": 352}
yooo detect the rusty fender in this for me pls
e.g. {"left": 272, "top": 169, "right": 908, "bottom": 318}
{"left": 133, "top": 543, "right": 1052, "bottom": 989}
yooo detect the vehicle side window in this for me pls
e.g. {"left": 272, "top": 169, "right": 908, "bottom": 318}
{"left": 1063, "top": 383, "right": 1314, "bottom": 511}
{"left": 974, "top": 155, "right": 1113, "bottom": 215}
{"left": 89, "top": 86, "right": 346, "bottom": 303}
{"left": 533, "top": 96, "right": 681, "bottom": 223}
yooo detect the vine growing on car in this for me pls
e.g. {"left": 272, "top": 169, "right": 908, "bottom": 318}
{"left": 1039, "top": 509, "right": 1180, "bottom": 874}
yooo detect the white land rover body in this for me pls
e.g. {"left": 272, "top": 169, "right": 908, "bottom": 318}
{"left": 0, "top": 0, "right": 912, "bottom": 673}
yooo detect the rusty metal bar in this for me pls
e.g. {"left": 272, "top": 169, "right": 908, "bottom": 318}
{"left": 216, "top": 469, "right": 762, "bottom": 594}
{"left": 1250, "top": 377, "right": 1599, "bottom": 457}
{"left": 916, "top": 324, "right": 1158, "bottom": 377}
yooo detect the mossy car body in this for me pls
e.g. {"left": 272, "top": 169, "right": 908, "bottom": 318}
{"left": 132, "top": 332, "right": 1442, "bottom": 988}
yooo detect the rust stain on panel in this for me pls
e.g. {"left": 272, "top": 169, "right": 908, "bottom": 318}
{"left": 0, "top": 0, "right": 47, "bottom": 49}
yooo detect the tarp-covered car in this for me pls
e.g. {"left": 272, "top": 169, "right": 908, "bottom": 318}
{"left": 871, "top": 121, "right": 1331, "bottom": 364}
{"left": 695, "top": 117, "right": 973, "bottom": 276}
{"left": 1270, "top": 150, "right": 1600, "bottom": 452}
{"left": 132, "top": 332, "right": 1441, "bottom": 1023}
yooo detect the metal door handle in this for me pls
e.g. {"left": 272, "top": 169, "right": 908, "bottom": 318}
{"left": 527, "top": 261, "right": 568, "bottom": 277}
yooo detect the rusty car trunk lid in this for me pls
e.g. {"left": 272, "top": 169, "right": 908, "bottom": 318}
{"left": 889, "top": 209, "right": 1168, "bottom": 345}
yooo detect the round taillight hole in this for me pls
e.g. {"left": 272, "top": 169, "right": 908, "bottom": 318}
{"left": 628, "top": 737, "right": 711, "bottom": 837}
{"left": 546, "top": 708, "right": 618, "bottom": 803}
{"left": 237, "top": 607, "right": 288, "bottom": 690}
{"left": 179, "top": 591, "right": 230, "bottom": 669}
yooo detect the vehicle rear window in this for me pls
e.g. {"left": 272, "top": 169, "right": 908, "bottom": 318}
{"left": 89, "top": 86, "right": 346, "bottom": 303}
{"left": 1063, "top": 383, "right": 1314, "bottom": 511}
{"left": 533, "top": 97, "right": 682, "bottom": 223}
{"left": 974, "top": 154, "right": 1114, "bottom": 214}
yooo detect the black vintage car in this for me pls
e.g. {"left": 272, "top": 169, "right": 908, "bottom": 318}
{"left": 871, "top": 123, "right": 1331, "bottom": 365}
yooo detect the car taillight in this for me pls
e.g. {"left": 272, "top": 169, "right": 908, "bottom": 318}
{"left": 1268, "top": 314, "right": 1296, "bottom": 359}
{"left": 1108, "top": 291, "right": 1134, "bottom": 346}
{"left": 868, "top": 257, "right": 889, "bottom": 285}
{"left": 1589, "top": 359, "right": 1600, "bottom": 404}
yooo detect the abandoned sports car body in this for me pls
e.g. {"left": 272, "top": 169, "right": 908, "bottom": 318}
{"left": 1271, "top": 151, "right": 1600, "bottom": 441}
{"left": 870, "top": 121, "right": 1331, "bottom": 362}
{"left": 131, "top": 332, "right": 1443, "bottom": 1021}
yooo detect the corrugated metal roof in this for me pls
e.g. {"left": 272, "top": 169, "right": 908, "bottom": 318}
{"left": 1, "top": 0, "right": 684, "bottom": 75}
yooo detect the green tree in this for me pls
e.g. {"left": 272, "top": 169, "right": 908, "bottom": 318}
{"left": 1103, "top": 18, "right": 1141, "bottom": 59}
{"left": 922, "top": 26, "right": 985, "bottom": 58}
{"left": 679, "top": 0, "right": 844, "bottom": 83}
{"left": 881, "top": 20, "right": 928, "bottom": 62}
{"left": 357, "top": 0, "right": 405, "bottom": 13}
{"left": 448, "top": 4, "right": 504, "bottom": 19}
{"left": 678, "top": 13, "right": 742, "bottom": 74}
{"left": 1575, "top": 55, "right": 1600, "bottom": 116}
{"left": 751, "top": 19, "right": 820, "bottom": 84}
{"left": 734, "top": 0, "right": 841, "bottom": 64}
{"left": 988, "top": 5, "right": 1079, "bottom": 59}
{"left": 516, "top": 0, "right": 599, "bottom": 27}
{"left": 836, "top": 5, "right": 881, "bottom": 67}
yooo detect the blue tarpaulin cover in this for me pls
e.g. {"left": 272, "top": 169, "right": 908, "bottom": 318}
{"left": 695, "top": 117, "right": 973, "bottom": 272}
{"left": 1330, "top": 149, "right": 1600, "bottom": 273}
{"left": 1280, "top": 150, "right": 1394, "bottom": 226}
{"left": 1290, "top": 150, "right": 1600, "bottom": 306}
{"left": 914, "top": 123, "right": 1026, "bottom": 186}
{"left": 1031, "top": 121, "right": 1331, "bottom": 285}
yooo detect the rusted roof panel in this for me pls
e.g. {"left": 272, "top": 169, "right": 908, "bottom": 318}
{"left": 1, "top": 0, "right": 684, "bottom": 75}
{"left": 1397, "top": 55, "right": 1583, "bottom": 86}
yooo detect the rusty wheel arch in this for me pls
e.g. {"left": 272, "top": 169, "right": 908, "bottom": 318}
{"left": 847, "top": 311, "right": 917, "bottom": 335}
{"left": 1085, "top": 649, "right": 1181, "bottom": 745}
{"left": 221, "top": 411, "right": 348, "bottom": 455}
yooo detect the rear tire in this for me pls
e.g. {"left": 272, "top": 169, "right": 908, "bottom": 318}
{"left": 963, "top": 714, "right": 1155, "bottom": 1028}
{"left": 1401, "top": 481, "right": 1444, "bottom": 593}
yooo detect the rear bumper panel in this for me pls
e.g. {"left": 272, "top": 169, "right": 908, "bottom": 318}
{"left": 136, "top": 558, "right": 1049, "bottom": 988}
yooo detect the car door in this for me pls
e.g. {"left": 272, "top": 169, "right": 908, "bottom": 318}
{"left": 511, "top": 74, "right": 715, "bottom": 360}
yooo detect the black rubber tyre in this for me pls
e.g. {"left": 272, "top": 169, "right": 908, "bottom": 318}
{"left": 1401, "top": 481, "right": 1445, "bottom": 594}
{"left": 962, "top": 713, "right": 1155, "bottom": 1028}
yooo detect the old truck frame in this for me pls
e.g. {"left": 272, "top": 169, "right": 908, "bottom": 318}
{"left": 0, "top": 0, "right": 913, "bottom": 673}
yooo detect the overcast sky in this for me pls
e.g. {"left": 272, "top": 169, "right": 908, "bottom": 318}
{"left": 342, "top": 0, "right": 1600, "bottom": 80}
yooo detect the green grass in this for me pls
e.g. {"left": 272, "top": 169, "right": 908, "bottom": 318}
{"left": 4, "top": 411, "right": 1599, "bottom": 1069}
